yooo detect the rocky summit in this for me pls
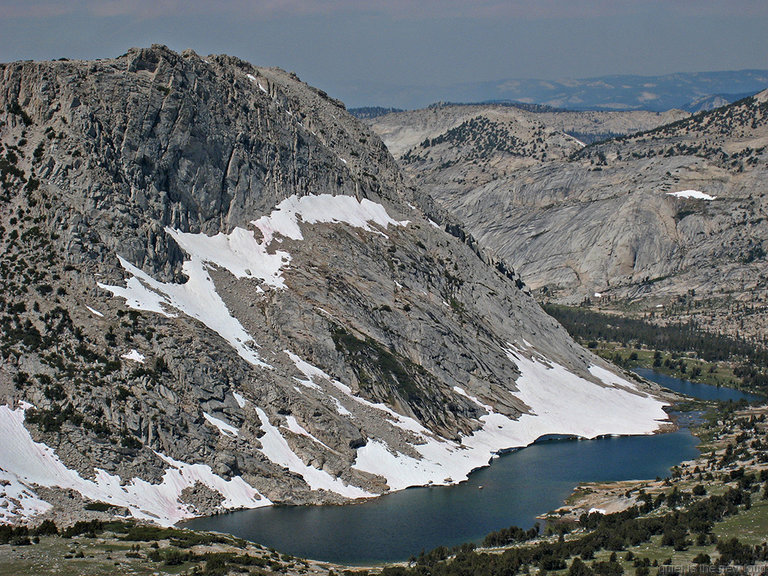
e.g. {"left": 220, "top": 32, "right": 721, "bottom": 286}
{"left": 0, "top": 46, "right": 669, "bottom": 527}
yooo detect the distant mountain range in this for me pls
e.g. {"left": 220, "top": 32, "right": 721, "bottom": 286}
{"left": 366, "top": 89, "right": 768, "bottom": 342}
{"left": 354, "top": 69, "right": 768, "bottom": 112}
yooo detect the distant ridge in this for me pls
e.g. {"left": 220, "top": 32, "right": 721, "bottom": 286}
{"left": 680, "top": 92, "right": 755, "bottom": 113}
{"left": 367, "top": 87, "right": 768, "bottom": 343}
{"left": 348, "top": 106, "right": 404, "bottom": 119}
{"left": 424, "top": 100, "right": 567, "bottom": 113}
{"left": 352, "top": 69, "right": 768, "bottom": 112}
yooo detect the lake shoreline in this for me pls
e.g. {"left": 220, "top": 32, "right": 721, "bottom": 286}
{"left": 6, "top": 384, "right": 761, "bottom": 575}
{"left": 180, "top": 371, "right": 683, "bottom": 522}
{"left": 540, "top": 370, "right": 767, "bottom": 530}
{"left": 181, "top": 368, "right": 762, "bottom": 565}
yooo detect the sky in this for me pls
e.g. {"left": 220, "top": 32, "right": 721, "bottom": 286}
{"left": 1, "top": 0, "right": 767, "bottom": 108}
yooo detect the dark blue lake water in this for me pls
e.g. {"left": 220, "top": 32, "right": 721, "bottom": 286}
{"left": 185, "top": 430, "right": 699, "bottom": 564}
{"left": 184, "top": 370, "right": 748, "bottom": 565}
{"left": 634, "top": 368, "right": 762, "bottom": 403}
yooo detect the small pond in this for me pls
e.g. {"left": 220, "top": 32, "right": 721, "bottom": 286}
{"left": 634, "top": 368, "right": 762, "bottom": 403}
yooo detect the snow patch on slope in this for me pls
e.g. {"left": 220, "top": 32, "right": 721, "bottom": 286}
{"left": 99, "top": 256, "right": 267, "bottom": 368}
{"left": 203, "top": 412, "right": 239, "bottom": 437}
{"left": 232, "top": 392, "right": 247, "bottom": 408}
{"left": 121, "top": 349, "right": 146, "bottom": 363}
{"left": 282, "top": 416, "right": 333, "bottom": 451}
{"left": 506, "top": 347, "right": 667, "bottom": 438}
{"left": 99, "top": 195, "right": 407, "bottom": 369}
{"left": 564, "top": 132, "right": 586, "bottom": 147}
{"left": 354, "top": 346, "right": 668, "bottom": 491}
{"left": 0, "top": 469, "right": 52, "bottom": 523}
{"left": 0, "top": 404, "right": 268, "bottom": 525}
{"left": 167, "top": 226, "right": 290, "bottom": 289}
{"left": 254, "top": 408, "right": 371, "bottom": 499}
{"left": 330, "top": 397, "right": 352, "bottom": 416}
{"left": 453, "top": 386, "right": 492, "bottom": 411}
{"left": 252, "top": 194, "right": 408, "bottom": 246}
{"left": 246, "top": 73, "right": 268, "bottom": 94}
{"left": 85, "top": 305, "right": 104, "bottom": 317}
{"left": 667, "top": 190, "right": 716, "bottom": 200}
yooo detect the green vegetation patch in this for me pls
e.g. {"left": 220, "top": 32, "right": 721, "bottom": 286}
{"left": 544, "top": 304, "right": 768, "bottom": 394}
{"left": 331, "top": 324, "right": 435, "bottom": 407}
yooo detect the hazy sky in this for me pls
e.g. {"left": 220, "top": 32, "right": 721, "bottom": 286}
{"left": 1, "top": 1, "right": 767, "bottom": 108}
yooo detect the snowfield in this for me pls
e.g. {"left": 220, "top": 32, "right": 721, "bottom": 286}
{"left": 99, "top": 194, "right": 408, "bottom": 369}
{"left": 0, "top": 404, "right": 269, "bottom": 526}
{"left": 667, "top": 190, "right": 716, "bottom": 200}
{"left": 353, "top": 345, "right": 667, "bottom": 491}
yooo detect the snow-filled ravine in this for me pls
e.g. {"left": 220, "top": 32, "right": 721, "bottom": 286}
{"left": 0, "top": 194, "right": 670, "bottom": 527}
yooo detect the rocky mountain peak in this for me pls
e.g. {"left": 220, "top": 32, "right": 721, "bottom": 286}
{"left": 3, "top": 44, "right": 403, "bottom": 277}
{"left": 0, "top": 48, "right": 669, "bottom": 526}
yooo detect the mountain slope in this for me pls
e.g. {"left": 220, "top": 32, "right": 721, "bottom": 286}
{"left": 0, "top": 46, "right": 669, "bottom": 526}
{"left": 369, "top": 92, "right": 768, "bottom": 342}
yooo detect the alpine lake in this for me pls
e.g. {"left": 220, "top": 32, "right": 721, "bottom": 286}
{"left": 183, "top": 371, "right": 760, "bottom": 565}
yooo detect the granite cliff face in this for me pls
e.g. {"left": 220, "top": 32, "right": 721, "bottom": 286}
{"left": 0, "top": 46, "right": 669, "bottom": 526}
{"left": 369, "top": 96, "right": 768, "bottom": 341}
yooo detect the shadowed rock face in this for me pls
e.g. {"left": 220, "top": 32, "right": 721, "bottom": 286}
{"left": 0, "top": 46, "right": 667, "bottom": 524}
{"left": 369, "top": 95, "right": 768, "bottom": 341}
